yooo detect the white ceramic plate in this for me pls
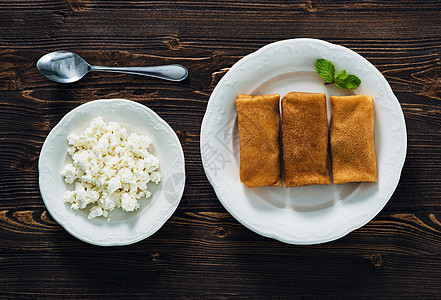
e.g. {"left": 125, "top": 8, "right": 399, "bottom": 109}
{"left": 200, "top": 38, "right": 407, "bottom": 245}
{"left": 39, "top": 99, "right": 185, "bottom": 246}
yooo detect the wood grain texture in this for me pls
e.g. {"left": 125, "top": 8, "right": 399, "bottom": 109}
{"left": 1, "top": 0, "right": 441, "bottom": 298}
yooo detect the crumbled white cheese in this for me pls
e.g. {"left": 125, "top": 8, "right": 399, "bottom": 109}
{"left": 61, "top": 117, "right": 161, "bottom": 220}
{"left": 61, "top": 164, "right": 77, "bottom": 184}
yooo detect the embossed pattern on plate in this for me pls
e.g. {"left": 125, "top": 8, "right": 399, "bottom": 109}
{"left": 200, "top": 38, "right": 407, "bottom": 245}
{"left": 39, "top": 99, "right": 185, "bottom": 246}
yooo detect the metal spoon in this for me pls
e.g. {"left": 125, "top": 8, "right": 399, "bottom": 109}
{"left": 36, "top": 51, "right": 188, "bottom": 83}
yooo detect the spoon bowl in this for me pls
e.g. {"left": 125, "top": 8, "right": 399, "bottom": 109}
{"left": 36, "top": 51, "right": 188, "bottom": 83}
{"left": 37, "top": 51, "right": 90, "bottom": 83}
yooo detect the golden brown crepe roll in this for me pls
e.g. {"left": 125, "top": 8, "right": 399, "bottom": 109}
{"left": 236, "top": 94, "right": 282, "bottom": 188}
{"left": 282, "top": 92, "right": 330, "bottom": 187}
{"left": 330, "top": 95, "right": 377, "bottom": 184}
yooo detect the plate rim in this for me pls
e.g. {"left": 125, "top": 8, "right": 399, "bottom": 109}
{"left": 200, "top": 38, "right": 407, "bottom": 245}
{"left": 38, "top": 98, "right": 185, "bottom": 246}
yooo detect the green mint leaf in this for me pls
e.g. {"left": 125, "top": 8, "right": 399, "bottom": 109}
{"left": 334, "top": 69, "right": 347, "bottom": 83}
{"left": 334, "top": 70, "right": 361, "bottom": 89}
{"left": 315, "top": 59, "right": 335, "bottom": 83}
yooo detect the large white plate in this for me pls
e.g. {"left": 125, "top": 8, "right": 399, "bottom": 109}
{"left": 39, "top": 99, "right": 185, "bottom": 246}
{"left": 200, "top": 38, "right": 407, "bottom": 245}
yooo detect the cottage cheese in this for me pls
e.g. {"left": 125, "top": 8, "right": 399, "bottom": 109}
{"left": 61, "top": 117, "right": 161, "bottom": 220}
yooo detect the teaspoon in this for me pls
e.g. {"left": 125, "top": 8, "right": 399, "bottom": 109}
{"left": 36, "top": 51, "right": 188, "bottom": 83}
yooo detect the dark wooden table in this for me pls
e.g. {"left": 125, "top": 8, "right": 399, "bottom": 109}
{"left": 1, "top": 0, "right": 441, "bottom": 298}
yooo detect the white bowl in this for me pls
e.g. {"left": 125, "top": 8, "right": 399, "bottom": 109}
{"left": 39, "top": 99, "right": 185, "bottom": 246}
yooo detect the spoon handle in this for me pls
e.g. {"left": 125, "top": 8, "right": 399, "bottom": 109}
{"left": 89, "top": 64, "right": 188, "bottom": 82}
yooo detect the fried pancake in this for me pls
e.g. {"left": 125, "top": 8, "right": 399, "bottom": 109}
{"left": 330, "top": 95, "right": 377, "bottom": 184}
{"left": 236, "top": 94, "right": 282, "bottom": 188}
{"left": 281, "top": 92, "right": 330, "bottom": 187}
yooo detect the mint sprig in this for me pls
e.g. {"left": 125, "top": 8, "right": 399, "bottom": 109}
{"left": 315, "top": 59, "right": 361, "bottom": 90}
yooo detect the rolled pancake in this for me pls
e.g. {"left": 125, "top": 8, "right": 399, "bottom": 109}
{"left": 282, "top": 92, "right": 330, "bottom": 187}
{"left": 236, "top": 94, "right": 282, "bottom": 188}
{"left": 330, "top": 95, "right": 377, "bottom": 184}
